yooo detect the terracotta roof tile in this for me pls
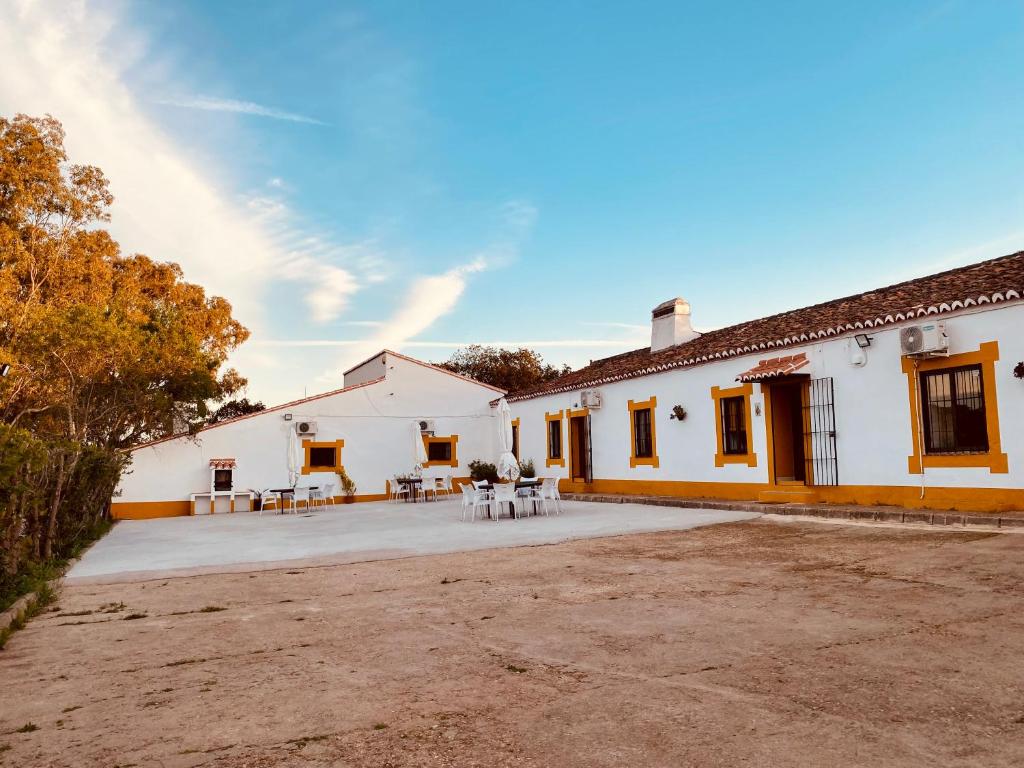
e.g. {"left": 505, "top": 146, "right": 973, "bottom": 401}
{"left": 509, "top": 250, "right": 1024, "bottom": 401}
{"left": 736, "top": 353, "right": 810, "bottom": 382}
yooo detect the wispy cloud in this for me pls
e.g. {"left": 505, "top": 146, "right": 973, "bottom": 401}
{"left": 255, "top": 338, "right": 649, "bottom": 348}
{"left": 0, "top": 0, "right": 395, "bottom": 405}
{"left": 581, "top": 321, "right": 650, "bottom": 333}
{"left": 155, "top": 95, "right": 328, "bottom": 125}
{"left": 878, "top": 230, "right": 1024, "bottom": 289}
{"left": 245, "top": 194, "right": 380, "bottom": 323}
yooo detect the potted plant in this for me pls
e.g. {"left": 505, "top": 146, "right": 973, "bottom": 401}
{"left": 338, "top": 468, "right": 356, "bottom": 504}
{"left": 468, "top": 460, "right": 499, "bottom": 483}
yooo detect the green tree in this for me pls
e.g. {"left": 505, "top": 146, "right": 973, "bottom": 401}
{"left": 435, "top": 345, "right": 571, "bottom": 394}
{"left": 207, "top": 398, "right": 266, "bottom": 424}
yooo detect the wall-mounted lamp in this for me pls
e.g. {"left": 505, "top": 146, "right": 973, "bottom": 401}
{"left": 854, "top": 334, "right": 873, "bottom": 349}
{"left": 0, "top": 363, "right": 10, "bottom": 377}
{"left": 283, "top": 413, "right": 293, "bottom": 421}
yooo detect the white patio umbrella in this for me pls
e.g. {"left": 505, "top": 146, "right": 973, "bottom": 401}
{"left": 496, "top": 398, "right": 520, "bottom": 481}
{"left": 412, "top": 420, "right": 428, "bottom": 473}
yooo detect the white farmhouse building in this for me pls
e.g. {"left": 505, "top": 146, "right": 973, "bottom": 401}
{"left": 112, "top": 351, "right": 504, "bottom": 519}
{"left": 506, "top": 252, "right": 1024, "bottom": 514}
{"left": 115, "top": 251, "right": 1024, "bottom": 519}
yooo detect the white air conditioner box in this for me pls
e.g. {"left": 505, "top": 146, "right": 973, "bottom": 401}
{"left": 900, "top": 322, "right": 949, "bottom": 357}
{"left": 418, "top": 418, "right": 435, "bottom": 434}
{"left": 581, "top": 390, "right": 602, "bottom": 409}
{"left": 295, "top": 420, "right": 318, "bottom": 437}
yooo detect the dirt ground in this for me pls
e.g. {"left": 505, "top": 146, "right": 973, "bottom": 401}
{"left": 2, "top": 518, "right": 1023, "bottom": 767}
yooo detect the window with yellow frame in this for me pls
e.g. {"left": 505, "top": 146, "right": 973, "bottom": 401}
{"left": 545, "top": 410, "right": 565, "bottom": 467}
{"left": 302, "top": 439, "right": 345, "bottom": 474}
{"left": 628, "top": 397, "right": 659, "bottom": 468}
{"left": 711, "top": 384, "right": 757, "bottom": 467}
{"left": 902, "top": 341, "right": 1007, "bottom": 474}
{"left": 422, "top": 435, "right": 459, "bottom": 467}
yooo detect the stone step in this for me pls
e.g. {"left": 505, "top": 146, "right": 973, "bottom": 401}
{"left": 757, "top": 488, "right": 819, "bottom": 504}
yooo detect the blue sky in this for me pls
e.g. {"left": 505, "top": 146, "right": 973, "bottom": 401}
{"left": 1, "top": 1, "right": 1021, "bottom": 404}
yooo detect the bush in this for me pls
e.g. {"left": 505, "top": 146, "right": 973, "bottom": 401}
{"left": 0, "top": 424, "right": 125, "bottom": 611}
{"left": 518, "top": 458, "right": 536, "bottom": 478}
{"left": 468, "top": 460, "right": 499, "bottom": 483}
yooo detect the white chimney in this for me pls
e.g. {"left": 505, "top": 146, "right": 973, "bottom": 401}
{"left": 651, "top": 298, "right": 699, "bottom": 352}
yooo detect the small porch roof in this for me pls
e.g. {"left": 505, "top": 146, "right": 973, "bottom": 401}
{"left": 735, "top": 353, "right": 809, "bottom": 383}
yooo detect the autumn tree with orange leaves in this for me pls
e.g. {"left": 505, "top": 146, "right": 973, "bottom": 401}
{"left": 0, "top": 114, "right": 249, "bottom": 582}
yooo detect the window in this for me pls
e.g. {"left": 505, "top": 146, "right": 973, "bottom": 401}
{"left": 711, "top": 384, "right": 757, "bottom": 467}
{"left": 309, "top": 446, "right": 337, "bottom": 468}
{"left": 511, "top": 421, "right": 520, "bottom": 459}
{"left": 545, "top": 410, "right": 566, "bottom": 468}
{"left": 548, "top": 419, "right": 562, "bottom": 459}
{"left": 427, "top": 440, "right": 452, "bottom": 462}
{"left": 628, "top": 397, "right": 659, "bottom": 467}
{"left": 633, "top": 408, "right": 653, "bottom": 457}
{"left": 302, "top": 439, "right": 345, "bottom": 474}
{"left": 423, "top": 435, "right": 458, "bottom": 467}
{"left": 901, "top": 341, "right": 1006, "bottom": 474}
{"left": 721, "top": 396, "right": 748, "bottom": 455}
{"left": 920, "top": 365, "right": 988, "bottom": 453}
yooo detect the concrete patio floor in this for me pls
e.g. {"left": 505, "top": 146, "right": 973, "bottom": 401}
{"left": 69, "top": 499, "right": 758, "bottom": 581}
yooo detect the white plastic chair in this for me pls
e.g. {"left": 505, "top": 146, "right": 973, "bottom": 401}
{"left": 537, "top": 478, "right": 563, "bottom": 515}
{"left": 317, "top": 483, "right": 335, "bottom": 509}
{"left": 292, "top": 487, "right": 310, "bottom": 514}
{"left": 390, "top": 476, "right": 410, "bottom": 503}
{"left": 518, "top": 481, "right": 543, "bottom": 517}
{"left": 472, "top": 479, "right": 489, "bottom": 490}
{"left": 490, "top": 483, "right": 517, "bottom": 521}
{"left": 425, "top": 476, "right": 450, "bottom": 502}
{"left": 259, "top": 493, "right": 278, "bottom": 516}
{"left": 460, "top": 483, "right": 491, "bottom": 522}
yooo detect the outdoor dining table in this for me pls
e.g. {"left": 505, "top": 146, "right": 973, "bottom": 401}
{"left": 268, "top": 486, "right": 318, "bottom": 514}
{"left": 397, "top": 477, "right": 423, "bottom": 502}
{"left": 479, "top": 479, "right": 541, "bottom": 519}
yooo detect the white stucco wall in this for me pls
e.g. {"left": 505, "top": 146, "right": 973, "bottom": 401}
{"left": 343, "top": 351, "right": 387, "bottom": 388}
{"left": 115, "top": 353, "right": 503, "bottom": 514}
{"left": 509, "top": 303, "right": 1024, "bottom": 494}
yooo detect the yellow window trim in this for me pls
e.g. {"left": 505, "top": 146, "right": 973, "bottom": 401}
{"left": 422, "top": 434, "right": 459, "bottom": 467}
{"left": 628, "top": 396, "right": 659, "bottom": 468}
{"left": 545, "top": 410, "right": 565, "bottom": 467}
{"left": 711, "top": 384, "right": 757, "bottom": 468}
{"left": 511, "top": 418, "right": 520, "bottom": 460}
{"left": 902, "top": 340, "right": 1007, "bottom": 474}
{"left": 302, "top": 439, "right": 345, "bottom": 475}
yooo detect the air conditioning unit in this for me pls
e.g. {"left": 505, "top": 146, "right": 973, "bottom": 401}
{"left": 581, "top": 390, "right": 602, "bottom": 409}
{"left": 295, "top": 420, "right": 318, "bottom": 436}
{"left": 418, "top": 418, "right": 435, "bottom": 435}
{"left": 900, "top": 322, "right": 949, "bottom": 357}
